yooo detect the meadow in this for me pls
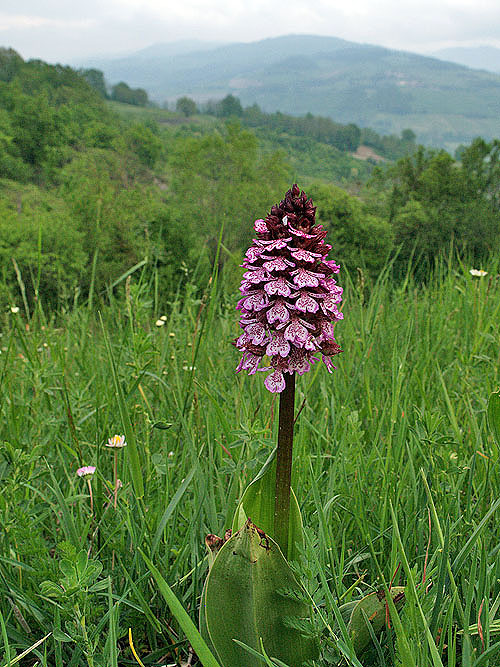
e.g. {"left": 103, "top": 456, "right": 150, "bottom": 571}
{"left": 0, "top": 253, "right": 499, "bottom": 666}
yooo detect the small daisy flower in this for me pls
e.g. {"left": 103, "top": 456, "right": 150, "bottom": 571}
{"left": 106, "top": 435, "right": 126, "bottom": 508}
{"left": 106, "top": 434, "right": 127, "bottom": 448}
{"left": 469, "top": 269, "right": 488, "bottom": 277}
{"left": 77, "top": 465, "right": 96, "bottom": 479}
{"left": 155, "top": 319, "right": 166, "bottom": 327}
{"left": 10, "top": 306, "right": 20, "bottom": 314}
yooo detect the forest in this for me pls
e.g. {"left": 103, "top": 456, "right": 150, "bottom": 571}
{"left": 1, "top": 47, "right": 499, "bottom": 311}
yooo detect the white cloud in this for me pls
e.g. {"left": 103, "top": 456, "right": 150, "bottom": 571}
{"left": 0, "top": 14, "right": 95, "bottom": 31}
{"left": 2, "top": 0, "right": 500, "bottom": 62}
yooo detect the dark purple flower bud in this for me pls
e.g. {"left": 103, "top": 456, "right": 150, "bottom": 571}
{"left": 234, "top": 185, "right": 343, "bottom": 392}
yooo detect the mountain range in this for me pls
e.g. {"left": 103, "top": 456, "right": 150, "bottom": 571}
{"left": 80, "top": 34, "right": 500, "bottom": 150}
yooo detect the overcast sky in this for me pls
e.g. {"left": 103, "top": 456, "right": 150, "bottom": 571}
{"left": 2, "top": 0, "right": 500, "bottom": 63}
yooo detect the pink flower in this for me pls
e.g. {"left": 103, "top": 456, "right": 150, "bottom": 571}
{"left": 77, "top": 466, "right": 96, "bottom": 479}
{"left": 234, "top": 185, "right": 343, "bottom": 392}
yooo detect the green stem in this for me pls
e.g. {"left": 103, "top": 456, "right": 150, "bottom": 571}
{"left": 274, "top": 372, "right": 296, "bottom": 556}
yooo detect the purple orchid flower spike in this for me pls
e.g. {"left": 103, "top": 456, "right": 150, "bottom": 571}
{"left": 234, "top": 184, "right": 343, "bottom": 392}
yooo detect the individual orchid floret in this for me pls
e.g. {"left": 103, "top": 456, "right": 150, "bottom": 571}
{"left": 234, "top": 184, "right": 343, "bottom": 392}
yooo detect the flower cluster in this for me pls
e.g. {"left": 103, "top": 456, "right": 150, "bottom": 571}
{"left": 235, "top": 185, "right": 343, "bottom": 393}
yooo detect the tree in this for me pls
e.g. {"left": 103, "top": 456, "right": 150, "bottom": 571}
{"left": 401, "top": 128, "right": 416, "bottom": 143}
{"left": 79, "top": 69, "right": 107, "bottom": 98}
{"left": 111, "top": 82, "right": 149, "bottom": 106}
{"left": 0, "top": 48, "right": 23, "bottom": 83}
{"left": 176, "top": 96, "right": 197, "bottom": 117}
{"left": 125, "top": 123, "right": 162, "bottom": 167}
{"left": 216, "top": 95, "right": 243, "bottom": 118}
{"left": 309, "top": 182, "right": 393, "bottom": 277}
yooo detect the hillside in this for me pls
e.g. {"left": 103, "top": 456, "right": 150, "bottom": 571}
{"left": 1, "top": 48, "right": 499, "bottom": 313}
{"left": 82, "top": 34, "right": 500, "bottom": 151}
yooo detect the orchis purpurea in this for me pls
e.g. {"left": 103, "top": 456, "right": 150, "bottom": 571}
{"left": 235, "top": 184, "right": 343, "bottom": 393}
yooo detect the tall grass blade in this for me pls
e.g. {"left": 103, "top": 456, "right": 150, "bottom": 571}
{"left": 139, "top": 550, "right": 222, "bottom": 667}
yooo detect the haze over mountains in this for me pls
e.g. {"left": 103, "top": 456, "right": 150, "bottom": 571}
{"left": 81, "top": 34, "right": 500, "bottom": 150}
{"left": 431, "top": 46, "right": 500, "bottom": 74}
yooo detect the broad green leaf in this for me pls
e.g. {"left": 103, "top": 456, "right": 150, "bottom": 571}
{"left": 204, "top": 520, "right": 318, "bottom": 667}
{"left": 488, "top": 390, "right": 500, "bottom": 448}
{"left": 199, "top": 579, "right": 219, "bottom": 661}
{"left": 348, "top": 587, "right": 405, "bottom": 654}
{"left": 232, "top": 448, "right": 304, "bottom": 562}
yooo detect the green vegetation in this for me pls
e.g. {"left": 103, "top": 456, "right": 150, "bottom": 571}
{"left": 1, "top": 50, "right": 499, "bottom": 312}
{"left": 1, "top": 48, "right": 500, "bottom": 666}
{"left": 0, "top": 254, "right": 499, "bottom": 665}
{"left": 84, "top": 34, "right": 500, "bottom": 150}
{"left": 368, "top": 139, "right": 500, "bottom": 278}
{"left": 110, "top": 81, "right": 149, "bottom": 107}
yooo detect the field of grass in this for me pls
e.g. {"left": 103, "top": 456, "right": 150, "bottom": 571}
{"left": 0, "top": 255, "right": 499, "bottom": 666}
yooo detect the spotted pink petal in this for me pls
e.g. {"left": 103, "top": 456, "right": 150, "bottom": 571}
{"left": 284, "top": 320, "right": 309, "bottom": 347}
{"left": 288, "top": 353, "right": 314, "bottom": 375}
{"left": 304, "top": 336, "right": 318, "bottom": 351}
{"left": 245, "top": 247, "right": 263, "bottom": 263}
{"left": 262, "top": 257, "right": 295, "bottom": 272}
{"left": 235, "top": 333, "right": 249, "bottom": 349}
{"left": 239, "top": 281, "right": 253, "bottom": 294}
{"left": 245, "top": 322, "right": 267, "bottom": 345}
{"left": 267, "top": 299, "right": 291, "bottom": 324}
{"left": 295, "top": 293, "right": 320, "bottom": 313}
{"left": 291, "top": 248, "right": 321, "bottom": 263}
{"left": 259, "top": 237, "right": 292, "bottom": 251}
{"left": 322, "top": 259, "right": 340, "bottom": 273}
{"left": 254, "top": 219, "right": 268, "bottom": 233}
{"left": 288, "top": 224, "right": 316, "bottom": 238}
{"left": 319, "top": 321, "right": 336, "bottom": 340}
{"left": 266, "top": 333, "right": 291, "bottom": 358}
{"left": 236, "top": 352, "right": 261, "bottom": 375}
{"left": 321, "top": 298, "right": 344, "bottom": 319}
{"left": 320, "top": 277, "right": 339, "bottom": 290}
{"left": 243, "top": 267, "right": 268, "bottom": 284}
{"left": 241, "top": 292, "right": 268, "bottom": 312}
{"left": 291, "top": 268, "right": 325, "bottom": 288}
{"left": 264, "top": 277, "right": 293, "bottom": 297}
{"left": 264, "top": 370, "right": 286, "bottom": 393}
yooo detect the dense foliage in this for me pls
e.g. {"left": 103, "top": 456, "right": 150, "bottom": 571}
{"left": 200, "top": 94, "right": 415, "bottom": 160}
{"left": 1, "top": 48, "right": 500, "bottom": 667}
{"left": 0, "top": 50, "right": 499, "bottom": 312}
{"left": 0, "top": 256, "right": 499, "bottom": 666}
{"left": 369, "top": 140, "right": 500, "bottom": 277}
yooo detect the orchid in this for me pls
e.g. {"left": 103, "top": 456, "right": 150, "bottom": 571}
{"left": 235, "top": 184, "right": 343, "bottom": 392}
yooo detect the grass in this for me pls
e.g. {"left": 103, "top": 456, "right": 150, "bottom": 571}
{"left": 0, "top": 255, "right": 499, "bottom": 666}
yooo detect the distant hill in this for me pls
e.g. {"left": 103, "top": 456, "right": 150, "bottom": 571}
{"left": 431, "top": 46, "right": 500, "bottom": 74}
{"left": 81, "top": 34, "right": 500, "bottom": 150}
